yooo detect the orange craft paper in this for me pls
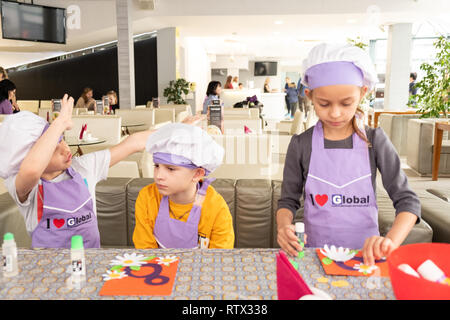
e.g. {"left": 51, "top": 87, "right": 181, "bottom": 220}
{"left": 99, "top": 257, "right": 179, "bottom": 296}
{"left": 316, "top": 248, "right": 389, "bottom": 278}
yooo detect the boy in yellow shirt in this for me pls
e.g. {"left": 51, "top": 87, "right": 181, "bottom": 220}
{"left": 133, "top": 123, "right": 234, "bottom": 249}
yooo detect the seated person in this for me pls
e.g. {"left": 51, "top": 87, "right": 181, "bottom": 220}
{"left": 133, "top": 123, "right": 234, "bottom": 249}
{"left": 106, "top": 90, "right": 119, "bottom": 114}
{"left": 75, "top": 87, "right": 96, "bottom": 111}
{"left": 0, "top": 79, "right": 16, "bottom": 114}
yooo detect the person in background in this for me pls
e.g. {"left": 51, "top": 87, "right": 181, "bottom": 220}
{"left": 264, "top": 77, "right": 271, "bottom": 93}
{"left": 224, "top": 76, "right": 233, "bottom": 89}
{"left": 75, "top": 87, "right": 96, "bottom": 111}
{"left": 409, "top": 72, "right": 418, "bottom": 96}
{"left": 202, "top": 81, "right": 222, "bottom": 115}
{"left": 297, "top": 76, "right": 308, "bottom": 118}
{"left": 232, "top": 76, "right": 239, "bottom": 89}
{"left": 0, "top": 67, "right": 8, "bottom": 81}
{"left": 238, "top": 83, "right": 244, "bottom": 90}
{"left": 284, "top": 77, "right": 291, "bottom": 118}
{"left": 107, "top": 90, "right": 119, "bottom": 114}
{"left": 286, "top": 82, "right": 299, "bottom": 118}
{"left": 0, "top": 79, "right": 16, "bottom": 114}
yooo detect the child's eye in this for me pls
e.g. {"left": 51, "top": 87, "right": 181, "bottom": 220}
{"left": 342, "top": 104, "right": 352, "bottom": 107}
{"left": 319, "top": 104, "right": 329, "bottom": 107}
{"left": 154, "top": 164, "right": 159, "bottom": 168}
{"left": 168, "top": 167, "right": 175, "bottom": 171}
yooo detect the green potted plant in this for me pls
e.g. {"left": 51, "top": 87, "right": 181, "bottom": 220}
{"left": 408, "top": 36, "right": 449, "bottom": 120}
{"left": 163, "top": 78, "right": 190, "bottom": 104}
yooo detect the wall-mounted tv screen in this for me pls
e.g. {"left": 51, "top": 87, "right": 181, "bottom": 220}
{"left": 254, "top": 61, "right": 277, "bottom": 76}
{"left": 1, "top": 0, "right": 66, "bottom": 44}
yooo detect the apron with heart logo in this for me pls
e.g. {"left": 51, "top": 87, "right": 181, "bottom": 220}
{"left": 31, "top": 167, "right": 100, "bottom": 249}
{"left": 303, "top": 120, "right": 379, "bottom": 249}
{"left": 154, "top": 178, "right": 215, "bottom": 249}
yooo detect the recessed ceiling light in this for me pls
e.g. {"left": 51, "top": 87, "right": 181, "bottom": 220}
{"left": 347, "top": 19, "right": 357, "bottom": 24}
{"left": 274, "top": 20, "right": 284, "bottom": 25}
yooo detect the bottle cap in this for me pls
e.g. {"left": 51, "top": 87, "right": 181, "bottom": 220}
{"left": 295, "top": 222, "right": 305, "bottom": 233}
{"left": 71, "top": 235, "right": 84, "bottom": 250}
{"left": 3, "top": 233, "right": 14, "bottom": 241}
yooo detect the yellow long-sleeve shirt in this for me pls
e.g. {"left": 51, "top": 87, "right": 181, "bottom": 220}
{"left": 133, "top": 182, "right": 235, "bottom": 249}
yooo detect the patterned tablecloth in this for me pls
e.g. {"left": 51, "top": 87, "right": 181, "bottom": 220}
{"left": 0, "top": 248, "right": 395, "bottom": 300}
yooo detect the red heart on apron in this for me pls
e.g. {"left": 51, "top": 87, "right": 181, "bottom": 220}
{"left": 315, "top": 194, "right": 328, "bottom": 206}
{"left": 53, "top": 219, "right": 65, "bottom": 229}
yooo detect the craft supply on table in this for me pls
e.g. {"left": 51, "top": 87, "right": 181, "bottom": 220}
{"left": 2, "top": 233, "right": 18, "bottom": 277}
{"left": 417, "top": 259, "right": 450, "bottom": 286}
{"left": 99, "top": 253, "right": 180, "bottom": 296}
{"left": 295, "top": 222, "right": 305, "bottom": 259}
{"left": 317, "top": 245, "right": 389, "bottom": 277}
{"left": 70, "top": 235, "right": 86, "bottom": 287}
{"left": 397, "top": 264, "right": 420, "bottom": 278}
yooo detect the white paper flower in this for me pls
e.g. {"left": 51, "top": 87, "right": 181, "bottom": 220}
{"left": 102, "top": 269, "right": 127, "bottom": 281}
{"left": 110, "top": 253, "right": 148, "bottom": 267}
{"left": 155, "top": 255, "right": 178, "bottom": 266}
{"left": 353, "top": 263, "right": 378, "bottom": 275}
{"left": 320, "top": 244, "right": 358, "bottom": 262}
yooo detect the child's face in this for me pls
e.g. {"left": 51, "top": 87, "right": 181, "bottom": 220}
{"left": 215, "top": 85, "right": 222, "bottom": 96}
{"left": 154, "top": 163, "right": 203, "bottom": 196}
{"left": 44, "top": 140, "right": 72, "bottom": 174}
{"left": 307, "top": 85, "right": 367, "bottom": 130}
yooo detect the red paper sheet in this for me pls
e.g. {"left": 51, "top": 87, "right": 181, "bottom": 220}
{"left": 316, "top": 248, "right": 389, "bottom": 277}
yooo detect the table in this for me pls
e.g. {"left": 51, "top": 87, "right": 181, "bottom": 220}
{"left": 121, "top": 123, "right": 146, "bottom": 135}
{"left": 0, "top": 248, "right": 395, "bottom": 300}
{"left": 66, "top": 137, "right": 107, "bottom": 156}
{"left": 432, "top": 121, "right": 450, "bottom": 181}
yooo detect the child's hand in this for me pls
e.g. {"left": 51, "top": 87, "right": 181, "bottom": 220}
{"left": 362, "top": 236, "right": 397, "bottom": 266}
{"left": 182, "top": 114, "right": 206, "bottom": 126}
{"left": 55, "top": 94, "right": 74, "bottom": 130}
{"left": 277, "top": 224, "right": 305, "bottom": 257}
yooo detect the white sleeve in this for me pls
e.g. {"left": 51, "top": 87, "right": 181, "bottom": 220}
{"left": 73, "top": 149, "right": 111, "bottom": 183}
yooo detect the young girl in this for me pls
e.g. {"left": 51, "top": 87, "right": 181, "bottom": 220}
{"left": 276, "top": 43, "right": 421, "bottom": 266}
{"left": 0, "top": 95, "right": 201, "bottom": 249}
{"left": 133, "top": 123, "right": 234, "bottom": 249}
{"left": 202, "top": 81, "right": 222, "bottom": 115}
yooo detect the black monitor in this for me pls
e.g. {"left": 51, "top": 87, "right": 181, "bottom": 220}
{"left": 254, "top": 61, "right": 277, "bottom": 76}
{"left": 1, "top": 0, "right": 66, "bottom": 44}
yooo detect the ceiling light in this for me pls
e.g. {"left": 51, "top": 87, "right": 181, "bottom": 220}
{"left": 274, "top": 20, "right": 284, "bottom": 25}
{"left": 347, "top": 19, "right": 357, "bottom": 24}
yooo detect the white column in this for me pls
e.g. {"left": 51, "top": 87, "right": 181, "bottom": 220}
{"left": 115, "top": 0, "right": 135, "bottom": 109}
{"left": 383, "top": 23, "right": 412, "bottom": 111}
{"left": 157, "top": 27, "right": 177, "bottom": 99}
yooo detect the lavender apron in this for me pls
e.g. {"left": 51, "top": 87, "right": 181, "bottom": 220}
{"left": 154, "top": 178, "right": 215, "bottom": 249}
{"left": 31, "top": 167, "right": 100, "bottom": 249}
{"left": 303, "top": 121, "right": 379, "bottom": 249}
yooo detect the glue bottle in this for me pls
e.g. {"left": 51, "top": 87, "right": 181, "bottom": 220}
{"left": 70, "top": 235, "right": 86, "bottom": 285}
{"left": 417, "top": 259, "right": 450, "bottom": 286}
{"left": 2, "top": 233, "right": 18, "bottom": 277}
{"left": 295, "top": 222, "right": 305, "bottom": 259}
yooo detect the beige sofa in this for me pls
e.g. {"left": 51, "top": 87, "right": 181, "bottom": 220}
{"left": 115, "top": 109, "right": 154, "bottom": 134}
{"left": 0, "top": 177, "right": 435, "bottom": 249}
{"left": 378, "top": 113, "right": 422, "bottom": 156}
{"left": 16, "top": 100, "right": 39, "bottom": 114}
{"left": 407, "top": 118, "right": 450, "bottom": 175}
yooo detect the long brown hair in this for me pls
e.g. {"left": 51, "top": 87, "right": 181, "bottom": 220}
{"left": 0, "top": 67, "right": 8, "bottom": 80}
{"left": 81, "top": 87, "right": 93, "bottom": 103}
{"left": 352, "top": 107, "right": 371, "bottom": 147}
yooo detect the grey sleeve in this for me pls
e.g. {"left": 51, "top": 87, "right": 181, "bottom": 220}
{"left": 372, "top": 127, "right": 421, "bottom": 222}
{"left": 277, "top": 135, "right": 304, "bottom": 218}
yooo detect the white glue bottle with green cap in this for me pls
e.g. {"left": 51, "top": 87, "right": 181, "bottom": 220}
{"left": 295, "top": 222, "right": 305, "bottom": 259}
{"left": 2, "top": 233, "right": 18, "bottom": 277}
{"left": 70, "top": 235, "right": 86, "bottom": 285}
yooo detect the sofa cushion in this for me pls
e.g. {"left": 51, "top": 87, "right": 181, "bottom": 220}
{"left": 211, "top": 179, "right": 237, "bottom": 246}
{"left": 235, "top": 179, "right": 273, "bottom": 248}
{"left": 426, "top": 188, "right": 450, "bottom": 202}
{"left": 96, "top": 178, "right": 133, "bottom": 247}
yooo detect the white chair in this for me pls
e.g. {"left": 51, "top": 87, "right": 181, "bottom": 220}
{"left": 108, "top": 161, "right": 140, "bottom": 178}
{"left": 16, "top": 100, "right": 39, "bottom": 114}
{"left": 115, "top": 109, "right": 155, "bottom": 134}
{"left": 40, "top": 100, "right": 52, "bottom": 109}
{"left": 154, "top": 108, "right": 175, "bottom": 124}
